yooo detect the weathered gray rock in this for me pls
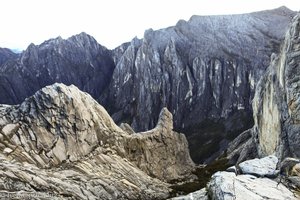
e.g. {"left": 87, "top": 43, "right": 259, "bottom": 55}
{"left": 0, "top": 47, "right": 17, "bottom": 66}
{"left": 181, "top": 156, "right": 300, "bottom": 200}
{"left": 100, "top": 7, "right": 295, "bottom": 163}
{"left": 250, "top": 13, "right": 300, "bottom": 160}
{"left": 207, "top": 171, "right": 297, "bottom": 200}
{"left": 0, "top": 83, "right": 195, "bottom": 199}
{"left": 279, "top": 157, "right": 300, "bottom": 176}
{"left": 225, "top": 128, "right": 258, "bottom": 165}
{"left": 169, "top": 188, "right": 208, "bottom": 200}
{"left": 0, "top": 32, "right": 115, "bottom": 105}
{"left": 238, "top": 155, "right": 279, "bottom": 177}
{"left": 278, "top": 157, "right": 300, "bottom": 191}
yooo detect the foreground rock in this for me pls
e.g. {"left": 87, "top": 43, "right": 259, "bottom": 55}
{"left": 0, "top": 83, "right": 194, "bottom": 199}
{"left": 238, "top": 155, "right": 278, "bottom": 177}
{"left": 175, "top": 156, "right": 299, "bottom": 200}
{"left": 170, "top": 188, "right": 208, "bottom": 200}
{"left": 208, "top": 171, "right": 296, "bottom": 200}
{"left": 279, "top": 157, "right": 300, "bottom": 191}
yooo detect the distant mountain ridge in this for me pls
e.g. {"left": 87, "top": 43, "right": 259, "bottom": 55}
{"left": 0, "top": 32, "right": 114, "bottom": 104}
{"left": 0, "top": 6, "right": 296, "bottom": 163}
{"left": 0, "top": 47, "right": 18, "bottom": 66}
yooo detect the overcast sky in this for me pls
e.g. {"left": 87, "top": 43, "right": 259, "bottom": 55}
{"left": 0, "top": 0, "right": 299, "bottom": 50}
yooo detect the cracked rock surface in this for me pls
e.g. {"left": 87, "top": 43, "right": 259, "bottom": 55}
{"left": 0, "top": 83, "right": 194, "bottom": 199}
{"left": 174, "top": 156, "right": 300, "bottom": 200}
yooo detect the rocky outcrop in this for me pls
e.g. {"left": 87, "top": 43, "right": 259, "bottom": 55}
{"left": 124, "top": 108, "right": 195, "bottom": 181}
{"left": 252, "top": 12, "right": 300, "bottom": 160}
{"left": 170, "top": 188, "right": 208, "bottom": 200}
{"left": 0, "top": 83, "right": 194, "bottom": 199}
{"left": 225, "top": 12, "right": 300, "bottom": 164}
{"left": 175, "top": 156, "right": 300, "bottom": 200}
{"left": 225, "top": 128, "right": 258, "bottom": 165}
{"left": 207, "top": 171, "right": 296, "bottom": 200}
{"left": 279, "top": 158, "right": 300, "bottom": 191}
{"left": 101, "top": 7, "right": 295, "bottom": 163}
{"left": 0, "top": 32, "right": 115, "bottom": 105}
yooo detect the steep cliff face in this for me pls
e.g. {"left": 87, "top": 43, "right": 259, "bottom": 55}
{"left": 0, "top": 32, "right": 114, "bottom": 105}
{"left": 227, "top": 12, "right": 300, "bottom": 164}
{"left": 101, "top": 7, "right": 295, "bottom": 163}
{"left": 252, "top": 13, "right": 300, "bottom": 159}
{"left": 0, "top": 83, "right": 194, "bottom": 199}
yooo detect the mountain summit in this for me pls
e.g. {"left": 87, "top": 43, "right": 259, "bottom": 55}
{"left": 0, "top": 32, "right": 114, "bottom": 104}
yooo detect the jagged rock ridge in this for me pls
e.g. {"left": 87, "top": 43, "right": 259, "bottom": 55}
{"left": 0, "top": 7, "right": 296, "bottom": 164}
{"left": 100, "top": 6, "right": 296, "bottom": 163}
{"left": 0, "top": 83, "right": 194, "bottom": 199}
{"left": 0, "top": 47, "right": 18, "bottom": 66}
{"left": 0, "top": 32, "right": 115, "bottom": 104}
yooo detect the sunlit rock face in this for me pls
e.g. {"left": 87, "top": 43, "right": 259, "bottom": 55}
{"left": 253, "top": 13, "right": 300, "bottom": 159}
{"left": 0, "top": 83, "right": 195, "bottom": 199}
{"left": 227, "top": 13, "right": 300, "bottom": 163}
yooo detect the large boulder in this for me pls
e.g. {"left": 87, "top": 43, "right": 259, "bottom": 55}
{"left": 238, "top": 155, "right": 278, "bottom": 177}
{"left": 207, "top": 171, "right": 296, "bottom": 200}
{"left": 170, "top": 188, "right": 208, "bottom": 200}
{"left": 174, "top": 156, "right": 300, "bottom": 200}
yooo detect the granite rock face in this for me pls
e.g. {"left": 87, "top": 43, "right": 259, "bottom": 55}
{"left": 0, "top": 83, "right": 194, "bottom": 199}
{"left": 176, "top": 156, "right": 299, "bottom": 200}
{"left": 100, "top": 7, "right": 295, "bottom": 163}
{"left": 253, "top": 12, "right": 300, "bottom": 160}
{"left": 0, "top": 32, "right": 115, "bottom": 104}
{"left": 170, "top": 188, "right": 208, "bottom": 200}
{"left": 238, "top": 155, "right": 279, "bottom": 177}
{"left": 207, "top": 171, "right": 297, "bottom": 200}
{"left": 226, "top": 12, "right": 300, "bottom": 163}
